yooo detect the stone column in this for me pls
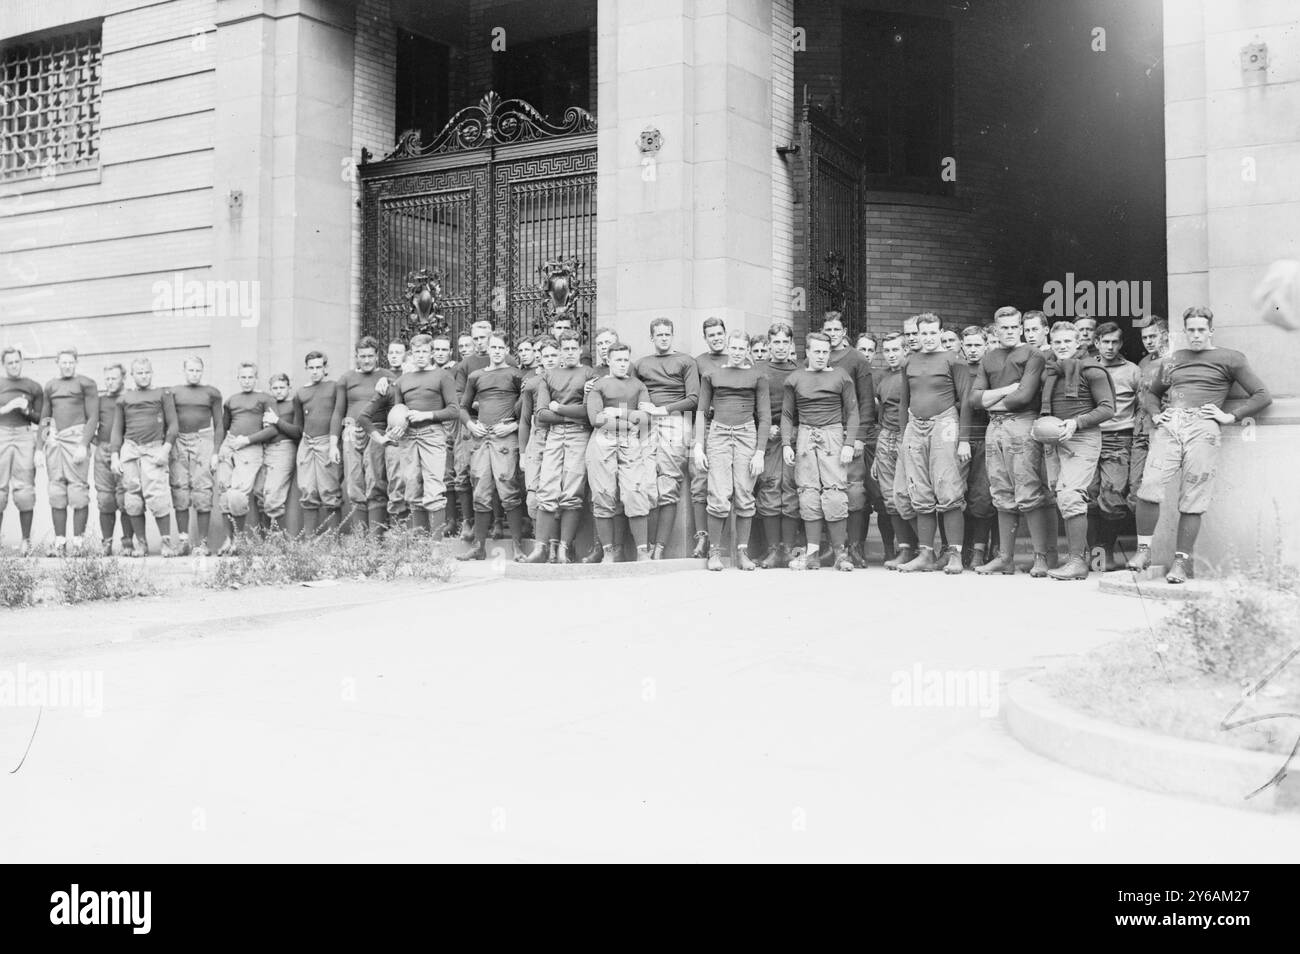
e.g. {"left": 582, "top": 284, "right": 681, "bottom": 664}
{"left": 597, "top": 0, "right": 775, "bottom": 357}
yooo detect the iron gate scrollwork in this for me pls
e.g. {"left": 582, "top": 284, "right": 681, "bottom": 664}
{"left": 798, "top": 103, "right": 866, "bottom": 339}
{"left": 360, "top": 92, "right": 597, "bottom": 347}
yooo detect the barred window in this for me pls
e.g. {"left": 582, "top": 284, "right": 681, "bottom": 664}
{"left": 0, "top": 28, "right": 102, "bottom": 180}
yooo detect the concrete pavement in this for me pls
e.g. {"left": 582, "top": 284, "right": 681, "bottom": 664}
{"left": 3, "top": 569, "right": 1299, "bottom": 862}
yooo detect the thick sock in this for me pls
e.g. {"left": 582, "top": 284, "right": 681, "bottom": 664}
{"left": 130, "top": 513, "right": 148, "bottom": 544}
{"left": 559, "top": 508, "right": 581, "bottom": 545}
{"left": 535, "top": 510, "right": 558, "bottom": 543}
{"left": 458, "top": 491, "right": 474, "bottom": 527}
{"left": 1135, "top": 499, "right": 1159, "bottom": 536}
{"left": 175, "top": 509, "right": 189, "bottom": 534}
{"left": 707, "top": 513, "right": 726, "bottom": 544}
{"left": 446, "top": 490, "right": 459, "bottom": 524}
{"left": 1065, "top": 513, "right": 1088, "bottom": 557}
{"left": 73, "top": 506, "right": 88, "bottom": 536}
{"left": 847, "top": 510, "right": 864, "bottom": 547}
{"left": 493, "top": 497, "right": 505, "bottom": 527}
{"left": 628, "top": 515, "right": 649, "bottom": 549}
{"left": 474, "top": 511, "right": 491, "bottom": 548}
{"left": 967, "top": 515, "right": 991, "bottom": 554}
{"left": 300, "top": 508, "right": 319, "bottom": 536}
{"left": 890, "top": 514, "right": 917, "bottom": 549}
{"left": 322, "top": 507, "right": 341, "bottom": 534}
{"left": 426, "top": 509, "right": 445, "bottom": 536}
{"left": 595, "top": 516, "right": 615, "bottom": 548}
{"left": 196, "top": 510, "right": 211, "bottom": 539}
{"left": 1098, "top": 518, "right": 1120, "bottom": 554}
{"left": 655, "top": 502, "right": 678, "bottom": 547}
{"left": 368, "top": 504, "right": 388, "bottom": 531}
{"left": 804, "top": 519, "right": 824, "bottom": 555}
{"left": 997, "top": 511, "right": 1019, "bottom": 555}
{"left": 692, "top": 501, "right": 707, "bottom": 538}
{"left": 338, "top": 506, "right": 357, "bottom": 535}
{"left": 17, "top": 509, "right": 33, "bottom": 541}
{"left": 762, "top": 515, "right": 782, "bottom": 551}
{"left": 646, "top": 506, "right": 659, "bottom": 545}
{"left": 781, "top": 516, "right": 799, "bottom": 550}
{"left": 937, "top": 519, "right": 949, "bottom": 550}
{"left": 1086, "top": 513, "right": 1100, "bottom": 552}
{"left": 412, "top": 507, "right": 430, "bottom": 531}
{"left": 120, "top": 509, "right": 133, "bottom": 543}
{"left": 99, "top": 510, "right": 115, "bottom": 540}
{"left": 233, "top": 513, "right": 247, "bottom": 533}
{"left": 916, "top": 512, "right": 937, "bottom": 551}
{"left": 1175, "top": 512, "right": 1202, "bottom": 555}
{"left": 156, "top": 515, "right": 171, "bottom": 537}
{"left": 613, "top": 515, "right": 626, "bottom": 550}
{"left": 827, "top": 518, "right": 847, "bottom": 548}
{"left": 941, "top": 508, "right": 964, "bottom": 552}
{"left": 735, "top": 515, "right": 753, "bottom": 552}
{"left": 1026, "top": 506, "right": 1053, "bottom": 554}
{"left": 52, "top": 508, "right": 67, "bottom": 537}
{"left": 506, "top": 506, "right": 524, "bottom": 545}
{"left": 226, "top": 515, "right": 239, "bottom": 540}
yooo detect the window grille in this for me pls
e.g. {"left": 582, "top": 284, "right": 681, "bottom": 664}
{"left": 1, "top": 29, "right": 102, "bottom": 179}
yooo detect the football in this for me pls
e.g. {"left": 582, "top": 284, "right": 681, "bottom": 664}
{"left": 1031, "top": 415, "right": 1069, "bottom": 443}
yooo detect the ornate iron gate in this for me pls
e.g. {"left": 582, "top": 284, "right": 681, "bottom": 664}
{"left": 360, "top": 92, "right": 597, "bottom": 346}
{"left": 797, "top": 103, "right": 866, "bottom": 338}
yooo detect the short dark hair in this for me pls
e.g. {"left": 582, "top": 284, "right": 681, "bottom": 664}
{"left": 914, "top": 312, "right": 941, "bottom": 330}
{"left": 806, "top": 332, "right": 831, "bottom": 347}
{"left": 993, "top": 306, "right": 1021, "bottom": 323}
{"left": 1095, "top": 321, "right": 1122, "bottom": 339}
{"left": 557, "top": 330, "right": 582, "bottom": 346}
{"left": 1022, "top": 310, "right": 1047, "bottom": 327}
{"left": 882, "top": 332, "right": 906, "bottom": 346}
{"left": 768, "top": 320, "right": 794, "bottom": 339}
{"left": 856, "top": 332, "right": 877, "bottom": 347}
{"left": 410, "top": 334, "right": 433, "bottom": 349}
{"left": 961, "top": 325, "right": 983, "bottom": 340}
{"left": 535, "top": 336, "right": 559, "bottom": 351}
{"left": 607, "top": 343, "right": 632, "bottom": 358}
{"left": 356, "top": 336, "right": 381, "bottom": 354}
{"left": 702, "top": 316, "right": 726, "bottom": 334}
{"left": 1182, "top": 305, "right": 1214, "bottom": 328}
{"left": 269, "top": 372, "right": 290, "bottom": 387}
{"left": 650, "top": 318, "right": 674, "bottom": 335}
{"left": 304, "top": 350, "right": 327, "bottom": 366}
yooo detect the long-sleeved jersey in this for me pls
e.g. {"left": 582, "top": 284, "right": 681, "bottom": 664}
{"left": 781, "top": 367, "right": 858, "bottom": 448}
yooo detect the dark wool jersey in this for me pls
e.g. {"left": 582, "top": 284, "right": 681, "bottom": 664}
{"left": 518, "top": 372, "right": 548, "bottom": 448}
{"left": 171, "top": 383, "right": 225, "bottom": 445}
{"left": 899, "top": 350, "right": 970, "bottom": 424}
{"left": 454, "top": 352, "right": 518, "bottom": 403}
{"left": 1148, "top": 348, "right": 1271, "bottom": 419}
{"left": 336, "top": 368, "right": 398, "bottom": 428}
{"left": 461, "top": 365, "right": 524, "bottom": 427}
{"left": 1098, "top": 357, "right": 1142, "bottom": 432}
{"left": 536, "top": 365, "right": 598, "bottom": 426}
{"left": 358, "top": 367, "right": 459, "bottom": 433}
{"left": 110, "top": 388, "right": 179, "bottom": 451}
{"left": 223, "top": 391, "right": 279, "bottom": 443}
{"left": 586, "top": 375, "right": 650, "bottom": 431}
{"left": 268, "top": 397, "right": 302, "bottom": 444}
{"left": 759, "top": 359, "right": 799, "bottom": 427}
{"left": 960, "top": 363, "right": 989, "bottom": 442}
{"left": 873, "top": 367, "right": 904, "bottom": 433}
{"left": 781, "top": 367, "right": 858, "bottom": 448}
{"left": 967, "top": 344, "right": 1046, "bottom": 413}
{"left": 631, "top": 352, "right": 699, "bottom": 413}
{"left": 292, "top": 380, "right": 342, "bottom": 439}
{"left": 1040, "top": 358, "right": 1115, "bottom": 430}
{"left": 697, "top": 365, "right": 771, "bottom": 432}
{"left": 0, "top": 376, "right": 43, "bottom": 427}
{"left": 95, "top": 389, "right": 124, "bottom": 444}
{"left": 828, "top": 345, "right": 878, "bottom": 444}
{"left": 43, "top": 374, "right": 99, "bottom": 443}
{"left": 1133, "top": 353, "right": 1164, "bottom": 437}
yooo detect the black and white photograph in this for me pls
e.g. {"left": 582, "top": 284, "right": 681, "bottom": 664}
{"left": 2, "top": 0, "right": 1299, "bottom": 893}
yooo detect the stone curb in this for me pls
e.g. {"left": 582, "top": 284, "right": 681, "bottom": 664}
{"left": 505, "top": 557, "right": 706, "bottom": 581}
{"left": 1098, "top": 576, "right": 1219, "bottom": 601}
{"left": 1004, "top": 677, "right": 1300, "bottom": 814}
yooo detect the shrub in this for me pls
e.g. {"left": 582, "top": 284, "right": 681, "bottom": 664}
{"left": 57, "top": 554, "right": 157, "bottom": 604}
{"left": 0, "top": 554, "right": 40, "bottom": 608}
{"left": 205, "top": 529, "right": 455, "bottom": 590}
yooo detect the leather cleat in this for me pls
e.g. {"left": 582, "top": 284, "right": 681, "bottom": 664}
{"left": 160, "top": 539, "right": 179, "bottom": 558}
{"left": 1049, "top": 554, "right": 1090, "bottom": 580}
{"left": 975, "top": 551, "right": 1016, "bottom": 575}
{"left": 636, "top": 546, "right": 652, "bottom": 562}
{"left": 884, "top": 545, "right": 914, "bottom": 571}
{"left": 1126, "top": 546, "right": 1153, "bottom": 573}
{"left": 847, "top": 542, "right": 867, "bottom": 568}
{"left": 706, "top": 547, "right": 725, "bottom": 572}
{"left": 735, "top": 547, "right": 757, "bottom": 571}
{"left": 580, "top": 542, "right": 606, "bottom": 564}
{"left": 1029, "top": 553, "right": 1050, "bottom": 578}
{"left": 834, "top": 545, "right": 854, "bottom": 572}
{"left": 691, "top": 533, "right": 709, "bottom": 559}
{"left": 942, "top": 548, "right": 964, "bottom": 575}
{"left": 457, "top": 542, "right": 487, "bottom": 561}
{"left": 518, "top": 541, "right": 552, "bottom": 564}
{"left": 1166, "top": 552, "right": 1191, "bottom": 584}
{"left": 896, "top": 548, "right": 939, "bottom": 573}
{"left": 758, "top": 544, "right": 789, "bottom": 569}
{"left": 650, "top": 543, "right": 665, "bottom": 561}
{"left": 177, "top": 538, "right": 193, "bottom": 557}
{"left": 555, "top": 542, "right": 572, "bottom": 565}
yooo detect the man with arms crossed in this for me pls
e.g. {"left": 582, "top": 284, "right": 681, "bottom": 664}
{"left": 257, "top": 373, "right": 301, "bottom": 533}
{"left": 40, "top": 347, "right": 98, "bottom": 555}
{"left": 966, "top": 307, "right": 1053, "bottom": 576}
{"left": 1128, "top": 306, "right": 1271, "bottom": 584}
{"left": 1088, "top": 322, "right": 1142, "bottom": 570}
{"left": 872, "top": 333, "right": 916, "bottom": 569}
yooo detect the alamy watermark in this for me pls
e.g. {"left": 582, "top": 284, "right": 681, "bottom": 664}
{"left": 0, "top": 665, "right": 103, "bottom": 717}
{"left": 1042, "top": 272, "right": 1153, "bottom": 320}
{"left": 151, "top": 272, "right": 260, "bottom": 327}
{"left": 890, "top": 664, "right": 1000, "bottom": 718}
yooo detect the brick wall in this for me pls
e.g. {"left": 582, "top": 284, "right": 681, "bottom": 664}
{"left": 772, "top": 0, "right": 796, "bottom": 328}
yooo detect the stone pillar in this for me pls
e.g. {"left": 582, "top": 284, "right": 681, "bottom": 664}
{"left": 597, "top": 0, "right": 775, "bottom": 358}
{"left": 1157, "top": 0, "right": 1300, "bottom": 570}
{"left": 210, "top": 0, "right": 356, "bottom": 387}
